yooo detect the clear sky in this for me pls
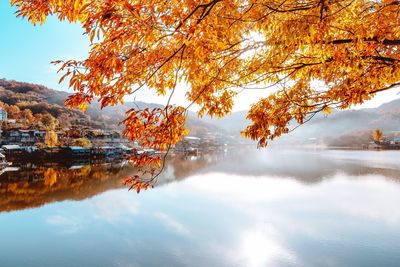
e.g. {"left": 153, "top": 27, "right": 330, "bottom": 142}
{"left": 0, "top": 1, "right": 89, "bottom": 91}
{"left": 1, "top": 1, "right": 399, "bottom": 111}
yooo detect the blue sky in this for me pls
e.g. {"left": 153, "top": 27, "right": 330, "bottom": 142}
{"left": 0, "top": 1, "right": 398, "bottom": 110}
{"left": 0, "top": 1, "right": 89, "bottom": 91}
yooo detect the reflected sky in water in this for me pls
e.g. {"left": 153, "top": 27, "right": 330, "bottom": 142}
{"left": 0, "top": 149, "right": 400, "bottom": 267}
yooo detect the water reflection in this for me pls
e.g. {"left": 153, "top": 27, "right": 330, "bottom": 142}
{"left": 199, "top": 149, "right": 400, "bottom": 182}
{"left": 0, "top": 161, "right": 132, "bottom": 212}
{"left": 0, "top": 149, "right": 400, "bottom": 267}
{"left": 1, "top": 149, "right": 400, "bottom": 213}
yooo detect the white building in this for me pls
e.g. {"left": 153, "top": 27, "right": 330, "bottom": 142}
{"left": 0, "top": 109, "right": 7, "bottom": 121}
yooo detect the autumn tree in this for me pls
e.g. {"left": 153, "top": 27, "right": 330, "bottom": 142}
{"left": 57, "top": 113, "right": 73, "bottom": 129}
{"left": 372, "top": 129, "right": 384, "bottom": 143}
{"left": 41, "top": 112, "right": 59, "bottom": 130}
{"left": 7, "top": 105, "right": 21, "bottom": 120}
{"left": 21, "top": 109, "right": 34, "bottom": 124}
{"left": 45, "top": 130, "right": 59, "bottom": 147}
{"left": 1, "top": 121, "right": 10, "bottom": 131}
{"left": 11, "top": 0, "right": 400, "bottom": 187}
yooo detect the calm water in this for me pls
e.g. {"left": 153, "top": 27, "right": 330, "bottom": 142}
{"left": 1, "top": 149, "right": 400, "bottom": 267}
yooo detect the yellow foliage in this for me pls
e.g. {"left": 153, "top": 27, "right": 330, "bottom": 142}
{"left": 45, "top": 131, "right": 58, "bottom": 147}
{"left": 44, "top": 168, "right": 58, "bottom": 187}
{"left": 323, "top": 107, "right": 332, "bottom": 115}
{"left": 372, "top": 129, "right": 383, "bottom": 142}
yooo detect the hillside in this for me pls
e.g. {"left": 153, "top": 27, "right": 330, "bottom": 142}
{"left": 0, "top": 79, "right": 87, "bottom": 119}
{"left": 0, "top": 79, "right": 220, "bottom": 136}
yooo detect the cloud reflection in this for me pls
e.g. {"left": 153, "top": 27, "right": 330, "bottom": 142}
{"left": 46, "top": 214, "right": 82, "bottom": 234}
{"left": 154, "top": 212, "right": 191, "bottom": 237}
{"left": 178, "top": 172, "right": 400, "bottom": 266}
{"left": 89, "top": 190, "right": 140, "bottom": 224}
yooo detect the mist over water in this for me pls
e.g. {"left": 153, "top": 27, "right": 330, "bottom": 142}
{"left": 0, "top": 149, "right": 400, "bottom": 267}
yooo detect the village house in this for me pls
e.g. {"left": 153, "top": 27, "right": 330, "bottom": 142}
{"left": 1, "top": 128, "right": 46, "bottom": 146}
{"left": 390, "top": 137, "right": 400, "bottom": 145}
{"left": 86, "top": 130, "right": 129, "bottom": 146}
{"left": 0, "top": 109, "right": 7, "bottom": 121}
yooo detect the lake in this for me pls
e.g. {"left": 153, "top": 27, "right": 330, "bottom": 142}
{"left": 0, "top": 149, "right": 400, "bottom": 267}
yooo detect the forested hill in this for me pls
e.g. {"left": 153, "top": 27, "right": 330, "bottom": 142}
{"left": 0, "top": 79, "right": 219, "bottom": 135}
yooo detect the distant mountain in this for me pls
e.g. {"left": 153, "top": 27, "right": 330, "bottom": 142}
{"left": 203, "top": 98, "right": 400, "bottom": 146}
{"left": 202, "top": 110, "right": 249, "bottom": 134}
{"left": 287, "top": 100, "right": 400, "bottom": 141}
